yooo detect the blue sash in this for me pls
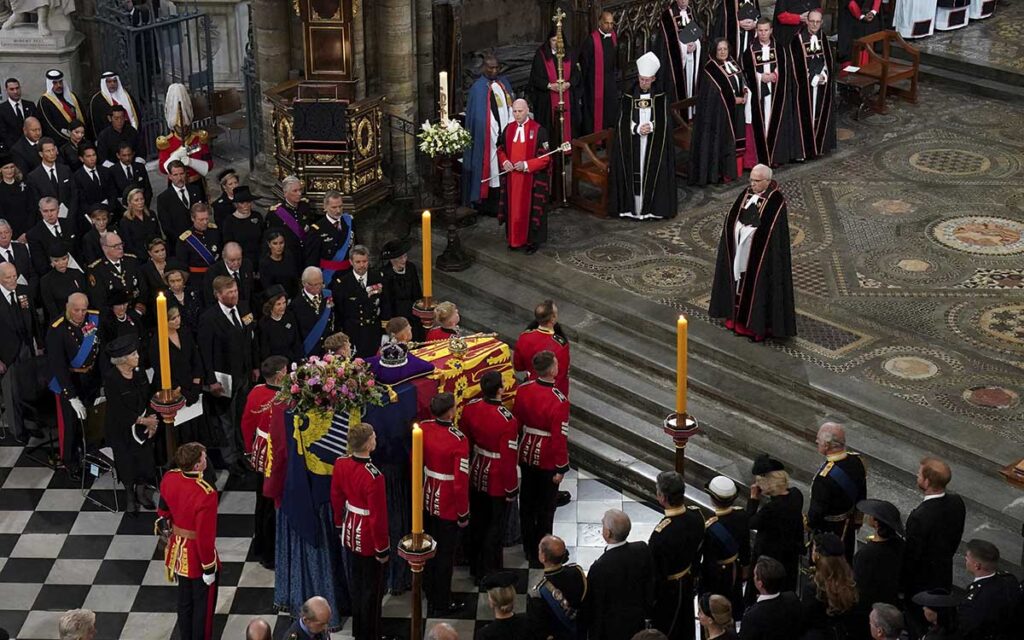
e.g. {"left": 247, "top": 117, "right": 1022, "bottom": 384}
{"left": 707, "top": 520, "right": 739, "bottom": 558}
{"left": 539, "top": 583, "right": 577, "bottom": 634}
{"left": 321, "top": 214, "right": 353, "bottom": 286}
{"left": 48, "top": 313, "right": 100, "bottom": 393}
{"left": 828, "top": 462, "right": 859, "bottom": 505}
{"left": 302, "top": 290, "right": 333, "bottom": 356}
{"left": 182, "top": 232, "right": 216, "bottom": 265}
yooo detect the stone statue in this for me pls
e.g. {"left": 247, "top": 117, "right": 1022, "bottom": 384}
{"left": 1, "top": 0, "right": 76, "bottom": 36}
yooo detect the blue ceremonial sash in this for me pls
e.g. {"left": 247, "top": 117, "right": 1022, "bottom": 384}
{"left": 182, "top": 232, "right": 216, "bottom": 265}
{"left": 320, "top": 214, "right": 353, "bottom": 286}
{"left": 302, "top": 290, "right": 333, "bottom": 356}
{"left": 828, "top": 463, "right": 859, "bottom": 504}
{"left": 539, "top": 584, "right": 577, "bottom": 634}
{"left": 48, "top": 313, "right": 100, "bottom": 393}
{"left": 707, "top": 520, "right": 739, "bottom": 558}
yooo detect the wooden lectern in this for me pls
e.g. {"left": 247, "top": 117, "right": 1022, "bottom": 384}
{"left": 266, "top": 0, "right": 389, "bottom": 212}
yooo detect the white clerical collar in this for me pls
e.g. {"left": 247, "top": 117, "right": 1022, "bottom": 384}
{"left": 605, "top": 540, "right": 627, "bottom": 551}
{"left": 760, "top": 40, "right": 771, "bottom": 48}
{"left": 601, "top": 30, "right": 613, "bottom": 38}
{"left": 922, "top": 492, "right": 946, "bottom": 501}
{"left": 514, "top": 122, "right": 525, "bottom": 143}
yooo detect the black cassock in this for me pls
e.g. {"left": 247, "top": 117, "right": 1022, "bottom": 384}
{"left": 380, "top": 260, "right": 424, "bottom": 341}
{"left": 712, "top": 0, "right": 762, "bottom": 64}
{"left": 709, "top": 182, "right": 797, "bottom": 339}
{"left": 608, "top": 87, "right": 677, "bottom": 220}
{"left": 528, "top": 45, "right": 582, "bottom": 147}
{"left": 577, "top": 30, "right": 620, "bottom": 135}
{"left": 689, "top": 59, "right": 747, "bottom": 186}
{"left": 103, "top": 367, "right": 156, "bottom": 489}
{"left": 791, "top": 31, "right": 837, "bottom": 160}
{"left": 742, "top": 38, "right": 799, "bottom": 167}
{"left": 838, "top": 0, "right": 882, "bottom": 61}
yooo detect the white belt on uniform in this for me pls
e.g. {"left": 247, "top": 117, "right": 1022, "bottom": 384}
{"left": 425, "top": 468, "right": 455, "bottom": 481}
{"left": 473, "top": 445, "right": 500, "bottom": 459}
{"left": 255, "top": 429, "right": 269, "bottom": 439}
{"left": 345, "top": 501, "right": 370, "bottom": 516}
{"left": 522, "top": 427, "right": 550, "bottom": 437}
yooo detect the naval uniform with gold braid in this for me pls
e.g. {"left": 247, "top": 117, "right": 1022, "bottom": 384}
{"left": 650, "top": 504, "right": 706, "bottom": 640}
{"left": 528, "top": 562, "right": 588, "bottom": 640}
{"left": 45, "top": 312, "right": 102, "bottom": 469}
{"left": 699, "top": 505, "right": 751, "bottom": 620}
{"left": 807, "top": 450, "right": 866, "bottom": 561}
{"left": 156, "top": 469, "right": 220, "bottom": 640}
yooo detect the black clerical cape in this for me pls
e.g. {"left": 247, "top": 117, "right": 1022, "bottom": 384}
{"left": 712, "top": 0, "right": 762, "bottom": 65}
{"left": 709, "top": 182, "right": 797, "bottom": 338}
{"left": 689, "top": 59, "right": 747, "bottom": 186}
{"left": 742, "top": 38, "right": 799, "bottom": 166}
{"left": 658, "top": 3, "right": 707, "bottom": 111}
{"left": 791, "top": 30, "right": 837, "bottom": 159}
{"left": 608, "top": 87, "right": 676, "bottom": 220}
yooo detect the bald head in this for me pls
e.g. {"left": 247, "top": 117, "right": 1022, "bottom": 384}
{"left": 426, "top": 622, "right": 459, "bottom": 640}
{"left": 23, "top": 116, "right": 41, "bottom": 141}
{"left": 299, "top": 596, "right": 331, "bottom": 634}
{"left": 602, "top": 508, "right": 631, "bottom": 544}
{"left": 599, "top": 10, "right": 615, "bottom": 33}
{"left": 539, "top": 534, "right": 567, "bottom": 566}
{"left": 245, "top": 617, "right": 272, "bottom": 640}
{"left": 512, "top": 98, "right": 530, "bottom": 124}
{"left": 816, "top": 421, "right": 846, "bottom": 454}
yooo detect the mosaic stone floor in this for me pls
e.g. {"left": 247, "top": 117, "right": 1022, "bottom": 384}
{"left": 914, "top": 3, "right": 1024, "bottom": 74}
{"left": 480, "top": 82, "right": 1024, "bottom": 445}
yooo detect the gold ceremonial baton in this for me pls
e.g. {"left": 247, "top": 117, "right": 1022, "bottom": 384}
{"left": 481, "top": 142, "right": 572, "bottom": 182}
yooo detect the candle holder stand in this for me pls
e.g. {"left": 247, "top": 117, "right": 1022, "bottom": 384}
{"left": 663, "top": 413, "right": 700, "bottom": 476}
{"left": 412, "top": 298, "right": 437, "bottom": 331}
{"left": 398, "top": 532, "right": 437, "bottom": 640}
{"left": 151, "top": 388, "right": 186, "bottom": 462}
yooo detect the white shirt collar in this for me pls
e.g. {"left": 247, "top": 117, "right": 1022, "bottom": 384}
{"left": 605, "top": 540, "right": 627, "bottom": 551}
{"left": 972, "top": 572, "right": 996, "bottom": 583}
{"left": 757, "top": 592, "right": 780, "bottom": 602}
{"left": 218, "top": 301, "right": 237, "bottom": 320}
{"left": 0, "top": 284, "right": 15, "bottom": 299}
{"left": 8, "top": 98, "right": 19, "bottom": 108}
{"left": 922, "top": 492, "right": 946, "bottom": 501}
{"left": 42, "top": 161, "right": 56, "bottom": 171}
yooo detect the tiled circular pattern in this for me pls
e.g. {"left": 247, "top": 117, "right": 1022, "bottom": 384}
{"left": 871, "top": 199, "right": 915, "bottom": 215}
{"left": 837, "top": 128, "right": 855, "bottom": 141}
{"left": 638, "top": 262, "right": 697, "bottom": 289}
{"left": 962, "top": 385, "right": 1020, "bottom": 410}
{"left": 857, "top": 246, "right": 972, "bottom": 287}
{"left": 979, "top": 304, "right": 1024, "bottom": 346}
{"left": 930, "top": 216, "right": 1024, "bottom": 256}
{"left": 896, "top": 258, "right": 932, "bottom": 273}
{"left": 909, "top": 149, "right": 991, "bottom": 176}
{"left": 883, "top": 356, "right": 939, "bottom": 380}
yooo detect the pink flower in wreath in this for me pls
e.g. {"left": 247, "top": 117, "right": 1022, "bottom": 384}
{"left": 290, "top": 384, "right": 300, "bottom": 394}
{"left": 366, "top": 379, "right": 375, "bottom": 387}
{"left": 324, "top": 354, "right": 334, "bottom": 364}
{"left": 323, "top": 378, "right": 336, "bottom": 392}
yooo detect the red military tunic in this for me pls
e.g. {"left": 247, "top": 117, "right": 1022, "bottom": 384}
{"left": 426, "top": 326, "right": 459, "bottom": 343}
{"left": 157, "top": 130, "right": 213, "bottom": 184}
{"left": 422, "top": 418, "right": 470, "bottom": 523}
{"left": 514, "top": 379, "right": 570, "bottom": 474}
{"left": 240, "top": 383, "right": 278, "bottom": 473}
{"left": 460, "top": 397, "right": 520, "bottom": 499}
{"left": 157, "top": 470, "right": 219, "bottom": 580}
{"left": 513, "top": 326, "right": 571, "bottom": 396}
{"left": 261, "top": 400, "right": 290, "bottom": 508}
{"left": 497, "top": 119, "right": 552, "bottom": 248}
{"left": 330, "top": 455, "right": 390, "bottom": 558}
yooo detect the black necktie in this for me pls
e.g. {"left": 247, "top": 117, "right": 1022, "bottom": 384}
{"left": 1, "top": 249, "right": 9, "bottom": 263}
{"left": 230, "top": 308, "right": 241, "bottom": 329}
{"left": 49, "top": 168, "right": 58, "bottom": 192}
{"left": 54, "top": 224, "right": 62, "bottom": 238}
{"left": 15, "top": 102, "right": 23, "bottom": 121}
{"left": 8, "top": 292, "right": 23, "bottom": 336}
{"left": 91, "top": 170, "right": 99, "bottom": 187}
{"left": 125, "top": 165, "right": 132, "bottom": 181}
{"left": 232, "top": 271, "right": 240, "bottom": 286}
{"left": 179, "top": 188, "right": 189, "bottom": 208}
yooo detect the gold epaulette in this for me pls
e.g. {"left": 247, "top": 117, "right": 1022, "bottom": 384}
{"left": 819, "top": 461, "right": 834, "bottom": 477}
{"left": 194, "top": 130, "right": 209, "bottom": 144}
{"left": 179, "top": 230, "right": 192, "bottom": 241}
{"left": 51, "top": 316, "right": 64, "bottom": 328}
{"left": 124, "top": 253, "right": 137, "bottom": 259}
{"left": 655, "top": 517, "right": 672, "bottom": 533}
{"left": 271, "top": 202, "right": 283, "bottom": 210}
{"left": 156, "top": 135, "right": 170, "bottom": 151}
{"left": 193, "top": 476, "right": 215, "bottom": 495}
{"left": 87, "top": 309, "right": 100, "bottom": 315}
{"left": 310, "top": 223, "right": 320, "bottom": 230}
{"left": 207, "top": 222, "right": 218, "bottom": 229}
{"left": 88, "top": 258, "right": 102, "bottom": 268}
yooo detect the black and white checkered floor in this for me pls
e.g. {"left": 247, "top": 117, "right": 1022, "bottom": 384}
{"left": 0, "top": 437, "right": 665, "bottom": 639}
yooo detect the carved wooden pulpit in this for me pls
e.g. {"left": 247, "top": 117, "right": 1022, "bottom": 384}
{"left": 266, "top": 0, "right": 389, "bottom": 212}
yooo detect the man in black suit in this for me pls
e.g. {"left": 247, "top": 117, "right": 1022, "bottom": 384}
{"left": 202, "top": 242, "right": 256, "bottom": 308}
{"left": 109, "top": 141, "right": 151, "bottom": 212}
{"left": 807, "top": 421, "right": 867, "bottom": 561}
{"left": 197, "top": 275, "right": 256, "bottom": 474}
{"left": 156, "top": 160, "right": 204, "bottom": 253}
{"left": 283, "top": 596, "right": 332, "bottom": 640}
{"left": 959, "top": 539, "right": 1024, "bottom": 640}
{"left": 26, "top": 137, "right": 79, "bottom": 230}
{"left": 95, "top": 105, "right": 141, "bottom": 166}
{"left": 290, "top": 266, "right": 334, "bottom": 358}
{"left": 10, "top": 116, "right": 43, "bottom": 175}
{"left": 72, "top": 143, "right": 115, "bottom": 212}
{"left": 0, "top": 262, "right": 37, "bottom": 442}
{"left": 649, "top": 470, "right": 705, "bottom": 640}
{"left": 27, "top": 197, "right": 80, "bottom": 276}
{"left": 330, "top": 244, "right": 383, "bottom": 359}
{"left": 740, "top": 556, "right": 804, "bottom": 640}
{"left": 584, "top": 509, "right": 655, "bottom": 640}
{"left": 1, "top": 78, "right": 38, "bottom": 151}
{"left": 0, "top": 219, "right": 37, "bottom": 303}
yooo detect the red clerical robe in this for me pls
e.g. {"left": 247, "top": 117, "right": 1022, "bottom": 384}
{"left": 497, "top": 119, "right": 552, "bottom": 249}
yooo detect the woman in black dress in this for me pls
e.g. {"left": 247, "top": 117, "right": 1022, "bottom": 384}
{"left": 148, "top": 305, "right": 205, "bottom": 448}
{"left": 81, "top": 205, "right": 116, "bottom": 265}
{"left": 379, "top": 238, "right": 425, "bottom": 341}
{"left": 103, "top": 334, "right": 160, "bottom": 513}
{"left": 139, "top": 237, "right": 184, "bottom": 310}
{"left": 800, "top": 534, "right": 869, "bottom": 640}
{"left": 0, "top": 154, "right": 33, "bottom": 239}
{"left": 39, "top": 242, "right": 87, "bottom": 324}
{"left": 120, "top": 187, "right": 165, "bottom": 259}
{"left": 258, "top": 284, "right": 302, "bottom": 363}
{"left": 165, "top": 268, "right": 203, "bottom": 336}
{"left": 211, "top": 169, "right": 239, "bottom": 227}
{"left": 746, "top": 455, "right": 805, "bottom": 594}
{"left": 220, "top": 186, "right": 263, "bottom": 262}
{"left": 257, "top": 229, "right": 299, "bottom": 298}
{"left": 852, "top": 499, "right": 904, "bottom": 608}
{"left": 913, "top": 589, "right": 964, "bottom": 640}
{"left": 59, "top": 120, "right": 88, "bottom": 171}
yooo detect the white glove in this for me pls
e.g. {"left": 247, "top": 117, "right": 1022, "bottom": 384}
{"left": 202, "top": 571, "right": 216, "bottom": 586}
{"left": 180, "top": 154, "right": 191, "bottom": 167}
{"left": 170, "top": 147, "right": 188, "bottom": 162}
{"left": 188, "top": 158, "right": 210, "bottom": 176}
{"left": 70, "top": 398, "right": 87, "bottom": 420}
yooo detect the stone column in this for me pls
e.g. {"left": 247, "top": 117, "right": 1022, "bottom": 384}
{"left": 415, "top": 0, "right": 433, "bottom": 123}
{"left": 251, "top": 0, "right": 292, "bottom": 184}
{"left": 378, "top": 0, "right": 417, "bottom": 121}
{"left": 352, "top": 0, "right": 366, "bottom": 99}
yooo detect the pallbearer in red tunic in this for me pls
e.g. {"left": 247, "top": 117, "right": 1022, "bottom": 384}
{"left": 578, "top": 11, "right": 620, "bottom": 135}
{"left": 461, "top": 372, "right": 520, "bottom": 580}
{"left": 156, "top": 442, "right": 220, "bottom": 640}
{"left": 708, "top": 165, "right": 797, "bottom": 341}
{"left": 791, "top": 11, "right": 836, "bottom": 160}
{"left": 513, "top": 299, "right": 570, "bottom": 397}
{"left": 330, "top": 422, "right": 389, "bottom": 640}
{"left": 497, "top": 99, "right": 552, "bottom": 254}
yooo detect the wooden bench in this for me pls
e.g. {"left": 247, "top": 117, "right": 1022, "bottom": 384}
{"left": 569, "top": 129, "right": 612, "bottom": 218}
{"left": 849, "top": 30, "right": 920, "bottom": 114}
{"left": 670, "top": 97, "right": 696, "bottom": 178}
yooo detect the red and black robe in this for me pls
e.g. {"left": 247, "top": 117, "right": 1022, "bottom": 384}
{"left": 709, "top": 182, "right": 797, "bottom": 339}
{"left": 689, "top": 58, "right": 747, "bottom": 186}
{"left": 528, "top": 45, "right": 581, "bottom": 148}
{"left": 578, "top": 29, "right": 620, "bottom": 134}
{"left": 838, "top": 0, "right": 882, "bottom": 62}
{"left": 773, "top": 0, "right": 821, "bottom": 46}
{"left": 657, "top": 2, "right": 706, "bottom": 108}
{"left": 791, "top": 30, "right": 837, "bottom": 159}
{"left": 496, "top": 120, "right": 552, "bottom": 249}
{"left": 742, "top": 37, "right": 799, "bottom": 167}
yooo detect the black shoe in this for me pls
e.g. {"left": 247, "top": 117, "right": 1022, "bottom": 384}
{"left": 125, "top": 489, "right": 139, "bottom": 514}
{"left": 556, "top": 490, "right": 572, "bottom": 507}
{"left": 136, "top": 484, "right": 156, "bottom": 510}
{"left": 67, "top": 465, "right": 82, "bottom": 482}
{"left": 428, "top": 601, "right": 464, "bottom": 617}
{"left": 525, "top": 244, "right": 538, "bottom": 255}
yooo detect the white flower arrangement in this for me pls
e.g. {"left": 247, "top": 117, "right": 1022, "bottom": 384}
{"left": 418, "top": 118, "right": 473, "bottom": 158}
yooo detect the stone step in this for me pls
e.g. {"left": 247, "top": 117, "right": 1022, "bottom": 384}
{"left": 915, "top": 62, "right": 1024, "bottom": 102}
{"left": 429, "top": 246, "right": 1024, "bottom": 533}
{"left": 892, "top": 46, "right": 1024, "bottom": 88}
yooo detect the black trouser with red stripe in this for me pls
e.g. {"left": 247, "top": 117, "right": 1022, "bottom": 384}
{"left": 176, "top": 574, "right": 217, "bottom": 640}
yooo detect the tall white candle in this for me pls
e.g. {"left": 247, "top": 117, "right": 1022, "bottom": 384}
{"left": 439, "top": 71, "right": 449, "bottom": 122}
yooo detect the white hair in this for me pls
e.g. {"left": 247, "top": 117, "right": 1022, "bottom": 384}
{"left": 301, "top": 266, "right": 323, "bottom": 284}
{"left": 752, "top": 163, "right": 773, "bottom": 181}
{"left": 164, "top": 83, "right": 194, "bottom": 130}
{"left": 58, "top": 608, "right": 96, "bottom": 640}
{"left": 282, "top": 175, "right": 302, "bottom": 191}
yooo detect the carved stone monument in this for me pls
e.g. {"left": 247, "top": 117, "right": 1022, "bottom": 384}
{"left": 0, "top": 0, "right": 83, "bottom": 96}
